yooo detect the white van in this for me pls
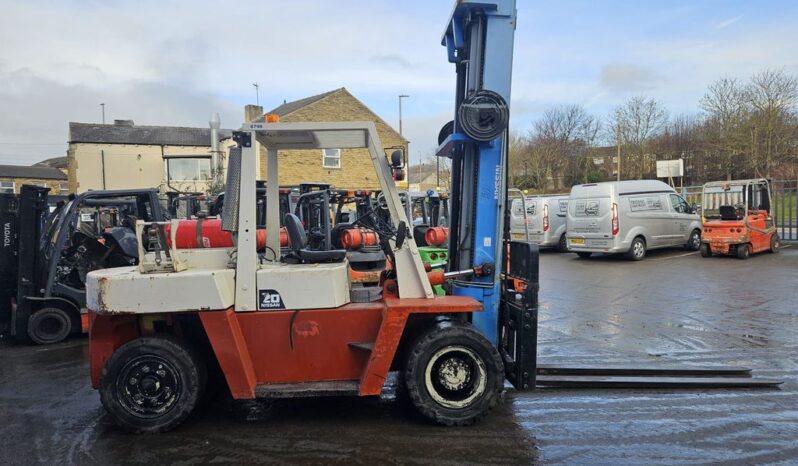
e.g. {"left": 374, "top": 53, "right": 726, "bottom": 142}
{"left": 510, "top": 195, "right": 569, "bottom": 251}
{"left": 565, "top": 180, "right": 702, "bottom": 260}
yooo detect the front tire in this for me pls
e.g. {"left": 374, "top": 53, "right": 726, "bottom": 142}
{"left": 100, "top": 335, "right": 206, "bottom": 433}
{"left": 769, "top": 234, "right": 780, "bottom": 253}
{"left": 626, "top": 237, "right": 646, "bottom": 261}
{"left": 27, "top": 307, "right": 72, "bottom": 345}
{"left": 686, "top": 229, "right": 701, "bottom": 251}
{"left": 700, "top": 243, "right": 711, "bottom": 257}
{"left": 404, "top": 322, "right": 503, "bottom": 426}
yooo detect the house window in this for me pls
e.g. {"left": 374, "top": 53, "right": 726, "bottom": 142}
{"left": 165, "top": 157, "right": 211, "bottom": 181}
{"left": 0, "top": 181, "right": 14, "bottom": 193}
{"left": 58, "top": 183, "right": 69, "bottom": 195}
{"left": 322, "top": 148, "right": 341, "bottom": 169}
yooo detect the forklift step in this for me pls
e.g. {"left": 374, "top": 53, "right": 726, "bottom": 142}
{"left": 255, "top": 381, "right": 360, "bottom": 398}
{"left": 348, "top": 342, "right": 374, "bottom": 352}
{"left": 536, "top": 364, "right": 753, "bottom": 378}
{"left": 535, "top": 375, "right": 783, "bottom": 389}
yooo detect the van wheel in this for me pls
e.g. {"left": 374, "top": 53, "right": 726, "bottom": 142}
{"left": 627, "top": 237, "right": 646, "bottom": 261}
{"left": 576, "top": 252, "right": 592, "bottom": 258}
{"left": 558, "top": 234, "right": 568, "bottom": 252}
{"left": 100, "top": 334, "right": 206, "bottom": 433}
{"left": 700, "top": 243, "right": 711, "bottom": 257}
{"left": 404, "top": 321, "right": 503, "bottom": 426}
{"left": 686, "top": 229, "right": 701, "bottom": 251}
{"left": 736, "top": 244, "right": 751, "bottom": 260}
{"left": 28, "top": 307, "right": 72, "bottom": 345}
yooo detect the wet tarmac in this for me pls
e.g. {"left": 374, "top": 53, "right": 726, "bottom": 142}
{"left": 1, "top": 247, "right": 796, "bottom": 465}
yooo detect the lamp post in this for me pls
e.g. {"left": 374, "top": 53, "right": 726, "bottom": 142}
{"left": 253, "top": 83, "right": 260, "bottom": 105}
{"left": 398, "top": 94, "right": 409, "bottom": 136}
{"left": 100, "top": 103, "right": 105, "bottom": 124}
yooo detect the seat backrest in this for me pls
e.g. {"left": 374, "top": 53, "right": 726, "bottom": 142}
{"left": 284, "top": 213, "right": 307, "bottom": 251}
{"left": 718, "top": 205, "right": 738, "bottom": 221}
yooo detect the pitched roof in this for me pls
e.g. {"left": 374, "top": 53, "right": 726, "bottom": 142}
{"left": 408, "top": 164, "right": 438, "bottom": 184}
{"left": 69, "top": 122, "right": 233, "bottom": 146}
{"left": 34, "top": 156, "right": 68, "bottom": 169}
{"left": 267, "top": 88, "right": 342, "bottom": 117}
{"left": 0, "top": 164, "right": 67, "bottom": 180}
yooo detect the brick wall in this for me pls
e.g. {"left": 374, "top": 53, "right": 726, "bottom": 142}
{"left": 259, "top": 89, "right": 408, "bottom": 190}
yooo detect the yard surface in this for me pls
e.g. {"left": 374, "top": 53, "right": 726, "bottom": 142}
{"left": 1, "top": 246, "right": 796, "bottom": 465}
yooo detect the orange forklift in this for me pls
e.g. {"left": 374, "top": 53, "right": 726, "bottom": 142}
{"left": 700, "top": 179, "right": 780, "bottom": 259}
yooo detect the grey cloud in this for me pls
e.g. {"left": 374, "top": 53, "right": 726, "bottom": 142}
{"left": 599, "top": 63, "right": 658, "bottom": 93}
{"left": 368, "top": 54, "right": 415, "bottom": 70}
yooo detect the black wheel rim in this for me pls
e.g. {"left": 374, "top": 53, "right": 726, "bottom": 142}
{"left": 36, "top": 316, "right": 65, "bottom": 340}
{"left": 424, "top": 345, "right": 487, "bottom": 409}
{"left": 116, "top": 355, "right": 182, "bottom": 418}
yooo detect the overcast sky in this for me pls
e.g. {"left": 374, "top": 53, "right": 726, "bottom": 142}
{"left": 1, "top": 0, "right": 797, "bottom": 166}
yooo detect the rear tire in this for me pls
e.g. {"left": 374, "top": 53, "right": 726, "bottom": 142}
{"left": 576, "top": 252, "right": 592, "bottom": 258}
{"left": 626, "top": 237, "right": 646, "bottom": 261}
{"left": 700, "top": 243, "right": 711, "bottom": 258}
{"left": 558, "top": 234, "right": 568, "bottom": 252}
{"left": 27, "top": 307, "right": 72, "bottom": 345}
{"left": 100, "top": 334, "right": 206, "bottom": 433}
{"left": 404, "top": 322, "right": 503, "bottom": 426}
{"left": 736, "top": 243, "right": 751, "bottom": 260}
{"left": 686, "top": 229, "right": 701, "bottom": 251}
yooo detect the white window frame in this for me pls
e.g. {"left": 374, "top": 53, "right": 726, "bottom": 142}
{"left": 0, "top": 181, "right": 15, "bottom": 193}
{"left": 164, "top": 157, "right": 212, "bottom": 182}
{"left": 322, "top": 148, "right": 341, "bottom": 169}
{"left": 58, "top": 183, "right": 69, "bottom": 195}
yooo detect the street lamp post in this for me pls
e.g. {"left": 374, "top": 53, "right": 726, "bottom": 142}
{"left": 398, "top": 94, "right": 409, "bottom": 136}
{"left": 100, "top": 103, "right": 105, "bottom": 124}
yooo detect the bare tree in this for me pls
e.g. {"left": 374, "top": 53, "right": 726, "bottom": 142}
{"left": 609, "top": 96, "right": 669, "bottom": 179}
{"left": 744, "top": 69, "right": 798, "bottom": 177}
{"left": 699, "top": 77, "right": 749, "bottom": 179}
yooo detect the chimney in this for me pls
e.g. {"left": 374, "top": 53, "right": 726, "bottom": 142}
{"left": 114, "top": 119, "right": 134, "bottom": 126}
{"left": 244, "top": 105, "right": 263, "bottom": 123}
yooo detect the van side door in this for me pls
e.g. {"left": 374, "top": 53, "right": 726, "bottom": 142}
{"left": 668, "top": 194, "right": 692, "bottom": 244}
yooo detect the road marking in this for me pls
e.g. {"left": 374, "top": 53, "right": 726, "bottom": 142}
{"left": 652, "top": 251, "right": 698, "bottom": 261}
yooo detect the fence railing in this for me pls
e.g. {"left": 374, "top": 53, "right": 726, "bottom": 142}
{"left": 680, "top": 181, "right": 797, "bottom": 241}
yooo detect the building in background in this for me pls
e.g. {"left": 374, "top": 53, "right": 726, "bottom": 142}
{"left": 0, "top": 164, "right": 68, "bottom": 195}
{"left": 254, "top": 88, "right": 409, "bottom": 190}
{"left": 67, "top": 120, "right": 233, "bottom": 194}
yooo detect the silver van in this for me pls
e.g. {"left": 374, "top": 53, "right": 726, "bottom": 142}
{"left": 510, "top": 195, "right": 569, "bottom": 251}
{"left": 565, "top": 180, "right": 702, "bottom": 260}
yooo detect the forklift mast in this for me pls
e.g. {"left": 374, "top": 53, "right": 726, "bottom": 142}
{"left": 438, "top": 0, "right": 516, "bottom": 344}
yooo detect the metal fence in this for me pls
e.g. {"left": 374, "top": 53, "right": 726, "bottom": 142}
{"left": 680, "top": 181, "right": 797, "bottom": 241}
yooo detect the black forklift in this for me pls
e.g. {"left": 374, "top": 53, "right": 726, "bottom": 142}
{"left": 0, "top": 185, "right": 165, "bottom": 344}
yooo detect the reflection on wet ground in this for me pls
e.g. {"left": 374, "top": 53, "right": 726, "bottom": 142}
{"left": 1, "top": 248, "right": 796, "bottom": 465}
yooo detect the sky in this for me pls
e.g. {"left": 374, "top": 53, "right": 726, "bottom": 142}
{"left": 1, "top": 0, "right": 797, "bottom": 166}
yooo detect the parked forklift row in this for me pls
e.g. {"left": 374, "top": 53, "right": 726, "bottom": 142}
{"left": 510, "top": 178, "right": 779, "bottom": 261}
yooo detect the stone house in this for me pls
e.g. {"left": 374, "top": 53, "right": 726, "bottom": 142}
{"left": 0, "top": 164, "right": 69, "bottom": 195}
{"left": 253, "top": 88, "right": 408, "bottom": 190}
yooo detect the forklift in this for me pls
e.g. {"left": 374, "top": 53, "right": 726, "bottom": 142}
{"left": 86, "top": 0, "right": 780, "bottom": 434}
{"left": 0, "top": 185, "right": 164, "bottom": 344}
{"left": 700, "top": 179, "right": 779, "bottom": 259}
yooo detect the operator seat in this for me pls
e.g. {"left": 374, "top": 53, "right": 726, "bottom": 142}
{"left": 284, "top": 213, "right": 347, "bottom": 263}
{"left": 719, "top": 205, "right": 741, "bottom": 221}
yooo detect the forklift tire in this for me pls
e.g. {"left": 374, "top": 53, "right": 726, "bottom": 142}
{"left": 27, "top": 307, "right": 72, "bottom": 345}
{"left": 736, "top": 243, "right": 751, "bottom": 260}
{"left": 100, "top": 334, "right": 206, "bottom": 434}
{"left": 404, "top": 321, "right": 503, "bottom": 426}
{"left": 576, "top": 252, "right": 592, "bottom": 259}
{"left": 558, "top": 234, "right": 568, "bottom": 252}
{"left": 700, "top": 243, "right": 711, "bottom": 258}
{"left": 769, "top": 235, "right": 780, "bottom": 253}
{"left": 626, "top": 237, "right": 646, "bottom": 261}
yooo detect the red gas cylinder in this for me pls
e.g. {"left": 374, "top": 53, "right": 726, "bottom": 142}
{"left": 340, "top": 228, "right": 380, "bottom": 250}
{"left": 166, "top": 218, "right": 287, "bottom": 250}
{"left": 425, "top": 227, "right": 449, "bottom": 247}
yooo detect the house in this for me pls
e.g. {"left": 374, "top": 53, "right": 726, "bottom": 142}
{"left": 0, "top": 164, "right": 69, "bottom": 195}
{"left": 408, "top": 162, "right": 449, "bottom": 193}
{"left": 67, "top": 120, "right": 233, "bottom": 193}
{"left": 254, "top": 88, "right": 409, "bottom": 190}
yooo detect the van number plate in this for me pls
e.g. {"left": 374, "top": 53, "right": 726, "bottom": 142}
{"left": 570, "top": 238, "right": 585, "bottom": 245}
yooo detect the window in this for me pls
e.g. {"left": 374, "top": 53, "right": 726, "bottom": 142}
{"left": 58, "top": 183, "right": 69, "bottom": 195}
{"left": 0, "top": 181, "right": 14, "bottom": 193}
{"left": 322, "top": 148, "right": 341, "bottom": 169}
{"left": 669, "top": 194, "right": 689, "bottom": 214}
{"left": 165, "top": 158, "right": 211, "bottom": 181}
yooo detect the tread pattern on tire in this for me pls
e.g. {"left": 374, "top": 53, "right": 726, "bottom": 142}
{"left": 404, "top": 321, "right": 504, "bottom": 427}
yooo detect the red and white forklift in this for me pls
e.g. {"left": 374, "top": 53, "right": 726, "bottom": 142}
{"left": 86, "top": 0, "right": 780, "bottom": 434}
